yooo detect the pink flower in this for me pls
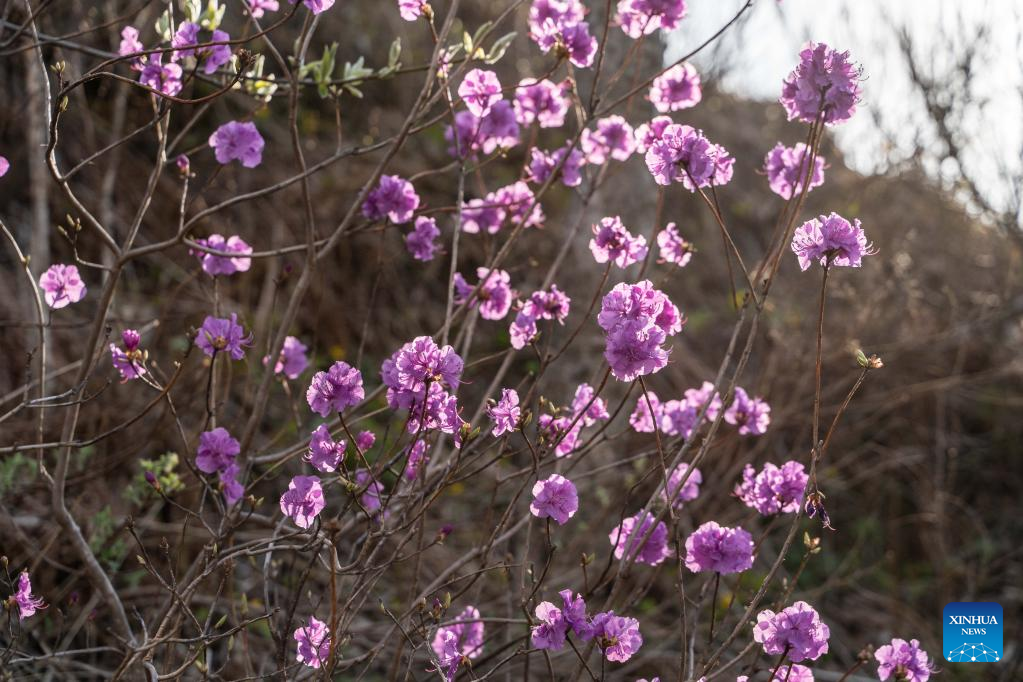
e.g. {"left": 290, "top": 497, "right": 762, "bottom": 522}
{"left": 453, "top": 268, "right": 514, "bottom": 320}
{"left": 208, "top": 120, "right": 264, "bottom": 167}
{"left": 355, "top": 430, "right": 376, "bottom": 452}
{"left": 683, "top": 521, "right": 755, "bottom": 574}
{"left": 190, "top": 233, "right": 252, "bottom": 276}
{"left": 648, "top": 62, "right": 702, "bottom": 112}
{"left": 11, "top": 571, "right": 46, "bottom": 620}
{"left": 514, "top": 78, "right": 569, "bottom": 128}
{"left": 791, "top": 212, "right": 872, "bottom": 271}
{"left": 634, "top": 115, "right": 674, "bottom": 153}
{"left": 219, "top": 463, "right": 244, "bottom": 505}
{"left": 398, "top": 0, "right": 429, "bottom": 20}
{"left": 753, "top": 601, "right": 830, "bottom": 662}
{"left": 110, "top": 329, "right": 147, "bottom": 381}
{"left": 616, "top": 0, "right": 687, "bottom": 38}
{"left": 582, "top": 116, "right": 636, "bottom": 164}
{"left": 294, "top": 615, "right": 331, "bottom": 668}
{"left": 405, "top": 440, "right": 429, "bottom": 479}
{"left": 406, "top": 216, "right": 441, "bottom": 261}
{"left": 459, "top": 69, "right": 502, "bottom": 117}
{"left": 195, "top": 313, "right": 253, "bottom": 360}
{"left": 263, "top": 335, "right": 309, "bottom": 380}
{"left": 362, "top": 174, "right": 420, "bottom": 224}
{"left": 610, "top": 511, "right": 671, "bottom": 565}
{"left": 118, "top": 26, "right": 145, "bottom": 70}
{"left": 307, "top": 424, "right": 345, "bottom": 472}
{"left": 571, "top": 382, "right": 609, "bottom": 425}
{"left": 530, "top": 474, "right": 579, "bottom": 524}
{"left": 764, "top": 142, "right": 825, "bottom": 199}
{"left": 488, "top": 388, "right": 520, "bottom": 436}
{"left": 589, "top": 216, "right": 648, "bottom": 269}
{"left": 291, "top": 0, "right": 336, "bottom": 15}
{"left": 735, "top": 461, "right": 808, "bottom": 516}
{"left": 527, "top": 146, "right": 584, "bottom": 187}
{"left": 724, "top": 387, "right": 771, "bottom": 436}
{"left": 39, "top": 264, "right": 87, "bottom": 309}
{"left": 661, "top": 462, "right": 702, "bottom": 508}
{"left": 280, "top": 475, "right": 325, "bottom": 528}
{"left": 140, "top": 56, "right": 183, "bottom": 96}
{"left": 781, "top": 42, "right": 861, "bottom": 125}
{"left": 629, "top": 391, "right": 661, "bottom": 432}
{"left": 656, "top": 222, "right": 694, "bottom": 267}
{"left": 247, "top": 0, "right": 280, "bottom": 17}
{"left": 306, "top": 361, "right": 365, "bottom": 416}
{"left": 509, "top": 311, "right": 539, "bottom": 350}
{"left": 432, "top": 605, "right": 484, "bottom": 676}
{"left": 875, "top": 638, "right": 933, "bottom": 681}
{"left": 531, "top": 601, "right": 568, "bottom": 650}
{"left": 196, "top": 427, "right": 240, "bottom": 474}
{"left": 590, "top": 611, "right": 643, "bottom": 662}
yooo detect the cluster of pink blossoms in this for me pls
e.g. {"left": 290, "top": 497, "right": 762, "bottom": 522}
{"left": 195, "top": 313, "right": 254, "bottom": 360}
{"left": 781, "top": 42, "right": 862, "bottom": 125}
{"left": 645, "top": 123, "right": 733, "bottom": 190}
{"left": 629, "top": 380, "right": 737, "bottom": 440}
{"left": 589, "top": 216, "right": 648, "bottom": 269}
{"left": 536, "top": 381, "right": 609, "bottom": 457}
{"left": 514, "top": 78, "right": 569, "bottom": 128}
{"left": 764, "top": 142, "right": 826, "bottom": 200}
{"left": 208, "top": 121, "right": 265, "bottom": 167}
{"left": 362, "top": 174, "right": 420, "bottom": 224}
{"left": 649, "top": 62, "right": 702, "bottom": 112}
{"left": 38, "top": 263, "right": 86, "bottom": 309}
{"left": 5, "top": 571, "right": 46, "bottom": 620}
{"left": 530, "top": 474, "right": 579, "bottom": 524}
{"left": 735, "top": 461, "right": 809, "bottom": 516}
{"left": 598, "top": 280, "right": 683, "bottom": 382}
{"left": 528, "top": 0, "right": 597, "bottom": 68}
{"left": 791, "top": 212, "right": 873, "bottom": 271}
{"left": 617, "top": 0, "right": 687, "bottom": 38}
{"left": 453, "top": 267, "right": 515, "bottom": 320}
{"left": 381, "top": 336, "right": 466, "bottom": 441}
{"left": 195, "top": 427, "right": 244, "bottom": 505}
{"left": 190, "top": 234, "right": 253, "bottom": 276}
{"left": 531, "top": 589, "right": 643, "bottom": 663}
{"left": 508, "top": 284, "right": 571, "bottom": 349}
{"left": 263, "top": 335, "right": 310, "bottom": 380}
{"left": 753, "top": 601, "right": 831, "bottom": 662}
{"left": 110, "top": 329, "right": 147, "bottom": 382}
{"left": 684, "top": 521, "right": 755, "bottom": 574}
{"left": 431, "top": 605, "right": 484, "bottom": 680}
{"left": 461, "top": 182, "right": 545, "bottom": 234}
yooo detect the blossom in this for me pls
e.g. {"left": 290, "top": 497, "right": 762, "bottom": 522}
{"left": 459, "top": 69, "right": 502, "bottom": 117}
{"left": 764, "top": 142, "right": 826, "bottom": 199}
{"left": 781, "top": 42, "right": 861, "bottom": 125}
{"left": 530, "top": 1, "right": 596, "bottom": 67}
{"left": 527, "top": 146, "right": 584, "bottom": 187}
{"left": 685, "top": 381, "right": 722, "bottom": 421}
{"left": 219, "top": 463, "right": 244, "bottom": 505}
{"left": 170, "top": 22, "right": 200, "bottom": 60}
{"left": 406, "top": 216, "right": 441, "bottom": 261}
{"left": 306, "top": 361, "right": 365, "bottom": 416}
{"left": 538, "top": 414, "right": 582, "bottom": 457}
{"left": 634, "top": 115, "right": 674, "bottom": 153}
{"left": 661, "top": 462, "right": 702, "bottom": 508}
{"left": 294, "top": 615, "right": 331, "bottom": 668}
{"left": 657, "top": 222, "right": 694, "bottom": 267}
{"left": 590, "top": 611, "right": 643, "bottom": 662}
{"left": 617, "top": 0, "right": 687, "bottom": 38}
{"left": 382, "top": 336, "right": 463, "bottom": 405}
{"left": 264, "top": 335, "right": 309, "bottom": 380}
{"left": 735, "top": 461, "right": 808, "bottom": 516}
{"left": 770, "top": 665, "right": 814, "bottom": 682}
{"left": 658, "top": 399, "right": 697, "bottom": 437}
{"left": 405, "top": 440, "right": 429, "bottom": 479}
{"left": 684, "top": 521, "right": 755, "bottom": 574}
{"left": 208, "top": 121, "right": 264, "bottom": 168}
{"left": 306, "top": 424, "right": 345, "bottom": 472}
{"left": 645, "top": 123, "right": 730, "bottom": 190}
{"left": 582, "top": 116, "right": 636, "bottom": 164}
{"left": 649, "top": 62, "right": 701, "bottom": 112}
{"left": 356, "top": 430, "right": 376, "bottom": 452}
{"left": 110, "top": 329, "right": 146, "bottom": 381}
{"left": 589, "top": 216, "right": 648, "bottom": 269}
{"left": 199, "top": 30, "right": 232, "bottom": 75}
{"left": 118, "top": 26, "right": 145, "bottom": 70}
{"left": 605, "top": 319, "right": 668, "bottom": 381}
{"left": 530, "top": 474, "right": 579, "bottom": 524}
{"left": 610, "top": 511, "right": 672, "bottom": 565}
{"left": 754, "top": 601, "right": 830, "bottom": 662}
{"left": 724, "top": 387, "right": 771, "bottom": 436}
{"left": 11, "top": 571, "right": 46, "bottom": 620}
{"left": 488, "top": 388, "right": 520, "bottom": 436}
{"left": 493, "top": 181, "right": 544, "bottom": 228}
{"left": 139, "top": 55, "right": 184, "bottom": 96}
{"left": 514, "top": 78, "right": 568, "bottom": 128}
{"left": 191, "top": 233, "right": 252, "bottom": 276}
{"left": 176, "top": 154, "right": 190, "bottom": 176}
{"left": 453, "top": 268, "right": 514, "bottom": 320}
{"left": 531, "top": 601, "right": 568, "bottom": 650}
{"left": 432, "top": 606, "right": 484, "bottom": 670}
{"left": 291, "top": 0, "right": 336, "bottom": 14}
{"left": 398, "top": 0, "right": 429, "bottom": 20}
{"left": 629, "top": 390, "right": 661, "bottom": 432}
{"left": 477, "top": 100, "right": 521, "bottom": 152}
{"left": 362, "top": 174, "right": 419, "bottom": 224}
{"left": 355, "top": 469, "right": 384, "bottom": 513}
{"left": 572, "top": 383, "right": 609, "bottom": 425}
{"left": 875, "top": 638, "right": 933, "bottom": 681}
{"left": 196, "top": 427, "right": 240, "bottom": 474}
{"left": 599, "top": 281, "right": 681, "bottom": 381}
{"left": 280, "top": 475, "right": 325, "bottom": 529}
{"left": 509, "top": 311, "right": 538, "bottom": 349}
{"left": 195, "top": 314, "right": 253, "bottom": 360}
{"left": 247, "top": 0, "right": 280, "bottom": 17}
{"left": 522, "top": 285, "right": 572, "bottom": 323}
{"left": 791, "top": 212, "right": 872, "bottom": 271}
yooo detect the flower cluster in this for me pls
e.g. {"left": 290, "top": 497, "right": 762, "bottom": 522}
{"left": 874, "top": 638, "right": 934, "bottom": 681}
{"left": 582, "top": 116, "right": 637, "bottom": 164}
{"left": 514, "top": 78, "right": 569, "bottom": 128}
{"left": 598, "top": 280, "right": 683, "bottom": 381}
{"left": 196, "top": 428, "right": 244, "bottom": 505}
{"left": 684, "top": 521, "right": 755, "bottom": 574}
{"left": 195, "top": 314, "right": 253, "bottom": 360}
{"left": 381, "top": 336, "right": 465, "bottom": 440}
{"left": 530, "top": 590, "right": 643, "bottom": 663}
{"left": 527, "top": 145, "right": 585, "bottom": 187}
{"left": 645, "top": 123, "right": 733, "bottom": 190}
{"left": 39, "top": 264, "right": 86, "bottom": 309}
{"left": 446, "top": 103, "right": 521, "bottom": 158}
{"left": 280, "top": 475, "right": 325, "bottom": 528}
{"left": 362, "top": 174, "right": 420, "bottom": 224}
{"left": 306, "top": 424, "right": 345, "bottom": 472}
{"left": 530, "top": 474, "right": 579, "bottom": 524}
{"left": 589, "top": 216, "right": 648, "bottom": 269}
{"left": 791, "top": 212, "right": 872, "bottom": 271}
{"left": 110, "top": 329, "right": 147, "bottom": 381}
{"left": 735, "top": 461, "right": 808, "bottom": 515}
{"left": 617, "top": 0, "right": 687, "bottom": 38}
{"left": 190, "top": 234, "right": 252, "bottom": 276}
{"left": 661, "top": 462, "right": 702, "bottom": 508}
{"left": 764, "top": 142, "right": 826, "bottom": 200}
{"left": 488, "top": 388, "right": 521, "bottom": 436}
{"left": 306, "top": 361, "right": 365, "bottom": 416}
{"left": 753, "top": 601, "right": 831, "bottom": 662}
{"left": 8, "top": 571, "right": 46, "bottom": 620}
{"left": 781, "top": 42, "right": 861, "bottom": 125}
{"left": 208, "top": 121, "right": 265, "bottom": 168}
{"left": 629, "top": 381, "right": 721, "bottom": 435}
{"left": 432, "top": 605, "right": 484, "bottom": 680}
{"left": 657, "top": 222, "right": 694, "bottom": 267}
{"left": 649, "top": 62, "right": 702, "bottom": 112}
{"left": 406, "top": 216, "right": 441, "bottom": 261}
{"left": 264, "top": 335, "right": 310, "bottom": 380}
{"left": 453, "top": 267, "right": 515, "bottom": 320}
{"left": 724, "top": 387, "right": 771, "bottom": 436}
{"left": 609, "top": 511, "right": 672, "bottom": 565}
{"left": 293, "top": 616, "right": 331, "bottom": 668}
{"left": 509, "top": 284, "right": 571, "bottom": 349}
{"left": 528, "top": 0, "right": 597, "bottom": 68}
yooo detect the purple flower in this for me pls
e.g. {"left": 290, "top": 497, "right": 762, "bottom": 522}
{"left": 735, "top": 461, "right": 808, "bottom": 516}
{"left": 306, "top": 424, "right": 345, "bottom": 472}
{"left": 590, "top": 216, "right": 648, "bottom": 269}
{"left": 110, "top": 328, "right": 147, "bottom": 381}
{"left": 398, "top": 0, "right": 429, "bottom": 20}
{"left": 169, "top": 22, "right": 199, "bottom": 60}
{"left": 208, "top": 120, "right": 264, "bottom": 168}
{"left": 0, "top": 156, "right": 8, "bottom": 177}
{"left": 461, "top": 197, "right": 505, "bottom": 234}
{"left": 659, "top": 398, "right": 698, "bottom": 437}
{"left": 875, "top": 638, "right": 933, "bottom": 681}
{"left": 405, "top": 439, "right": 429, "bottom": 479}
{"left": 382, "top": 336, "right": 463, "bottom": 404}
{"left": 406, "top": 216, "right": 441, "bottom": 261}
{"left": 645, "top": 123, "right": 730, "bottom": 190}
{"left": 560, "top": 589, "right": 591, "bottom": 638}
{"left": 582, "top": 116, "right": 637, "bottom": 164}
{"left": 355, "top": 469, "right": 384, "bottom": 513}
{"left": 605, "top": 320, "right": 668, "bottom": 381}
{"left": 617, "top": 0, "right": 687, "bottom": 38}
{"left": 195, "top": 313, "right": 253, "bottom": 360}
{"left": 200, "top": 29, "right": 232, "bottom": 75}
{"left": 772, "top": 665, "right": 814, "bottom": 682}
{"left": 294, "top": 615, "right": 331, "bottom": 668}
{"left": 724, "top": 387, "right": 771, "bottom": 436}
{"left": 477, "top": 100, "right": 521, "bottom": 152}
{"left": 530, "top": 474, "right": 579, "bottom": 524}
{"left": 764, "top": 142, "right": 826, "bottom": 199}
{"left": 590, "top": 611, "right": 643, "bottom": 662}
{"left": 791, "top": 212, "right": 872, "bottom": 271}
{"left": 219, "top": 463, "right": 244, "bottom": 505}
{"left": 453, "top": 268, "right": 514, "bottom": 320}
{"left": 11, "top": 571, "right": 46, "bottom": 620}
{"left": 629, "top": 391, "right": 661, "bottom": 432}
{"left": 514, "top": 78, "right": 569, "bottom": 128}
{"left": 118, "top": 26, "right": 145, "bottom": 70}
{"left": 488, "top": 388, "right": 520, "bottom": 436}
{"left": 781, "top": 42, "right": 861, "bottom": 125}
{"left": 509, "top": 311, "right": 539, "bottom": 350}
{"left": 362, "top": 174, "right": 420, "bottom": 224}
{"left": 494, "top": 181, "right": 545, "bottom": 228}
{"left": 522, "top": 285, "right": 571, "bottom": 323}
{"left": 537, "top": 414, "right": 582, "bottom": 458}
{"left": 572, "top": 382, "right": 609, "bottom": 425}
{"left": 685, "top": 381, "right": 722, "bottom": 421}
{"left": 196, "top": 427, "right": 240, "bottom": 474}
{"left": 459, "top": 69, "right": 502, "bottom": 117}
{"left": 191, "top": 233, "right": 253, "bottom": 276}
{"left": 176, "top": 154, "right": 190, "bottom": 176}
{"left": 610, "top": 511, "right": 672, "bottom": 565}
{"left": 432, "top": 605, "right": 484, "bottom": 668}
{"left": 548, "top": 20, "right": 598, "bottom": 68}
{"left": 649, "top": 62, "right": 701, "bottom": 112}
{"left": 139, "top": 55, "right": 183, "bottom": 96}
{"left": 683, "top": 521, "right": 755, "bottom": 574}
{"left": 529, "top": 1, "right": 596, "bottom": 67}
{"left": 247, "top": 0, "right": 280, "bottom": 17}
{"left": 531, "top": 601, "right": 568, "bottom": 650}
{"left": 355, "top": 430, "right": 376, "bottom": 452}
{"left": 661, "top": 462, "right": 702, "bottom": 508}
{"left": 290, "top": 0, "right": 336, "bottom": 14}
{"left": 263, "top": 335, "right": 309, "bottom": 380}
{"left": 753, "top": 601, "right": 830, "bottom": 662}
{"left": 280, "top": 475, "right": 325, "bottom": 529}
{"left": 656, "top": 222, "right": 694, "bottom": 267}
{"left": 306, "top": 361, "right": 365, "bottom": 416}
{"left": 598, "top": 280, "right": 683, "bottom": 336}
{"left": 528, "top": 146, "right": 584, "bottom": 187}
{"left": 634, "top": 115, "right": 674, "bottom": 153}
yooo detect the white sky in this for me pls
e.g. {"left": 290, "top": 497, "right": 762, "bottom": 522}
{"left": 665, "top": 0, "right": 1023, "bottom": 218}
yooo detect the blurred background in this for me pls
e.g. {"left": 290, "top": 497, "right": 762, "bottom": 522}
{"left": 1, "top": 1, "right": 1021, "bottom": 679}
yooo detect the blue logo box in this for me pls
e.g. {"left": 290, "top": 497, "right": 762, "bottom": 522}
{"left": 943, "top": 602, "right": 1003, "bottom": 663}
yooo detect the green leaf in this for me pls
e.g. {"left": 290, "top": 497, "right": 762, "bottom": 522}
{"left": 388, "top": 38, "right": 402, "bottom": 69}
{"left": 484, "top": 31, "right": 516, "bottom": 64}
